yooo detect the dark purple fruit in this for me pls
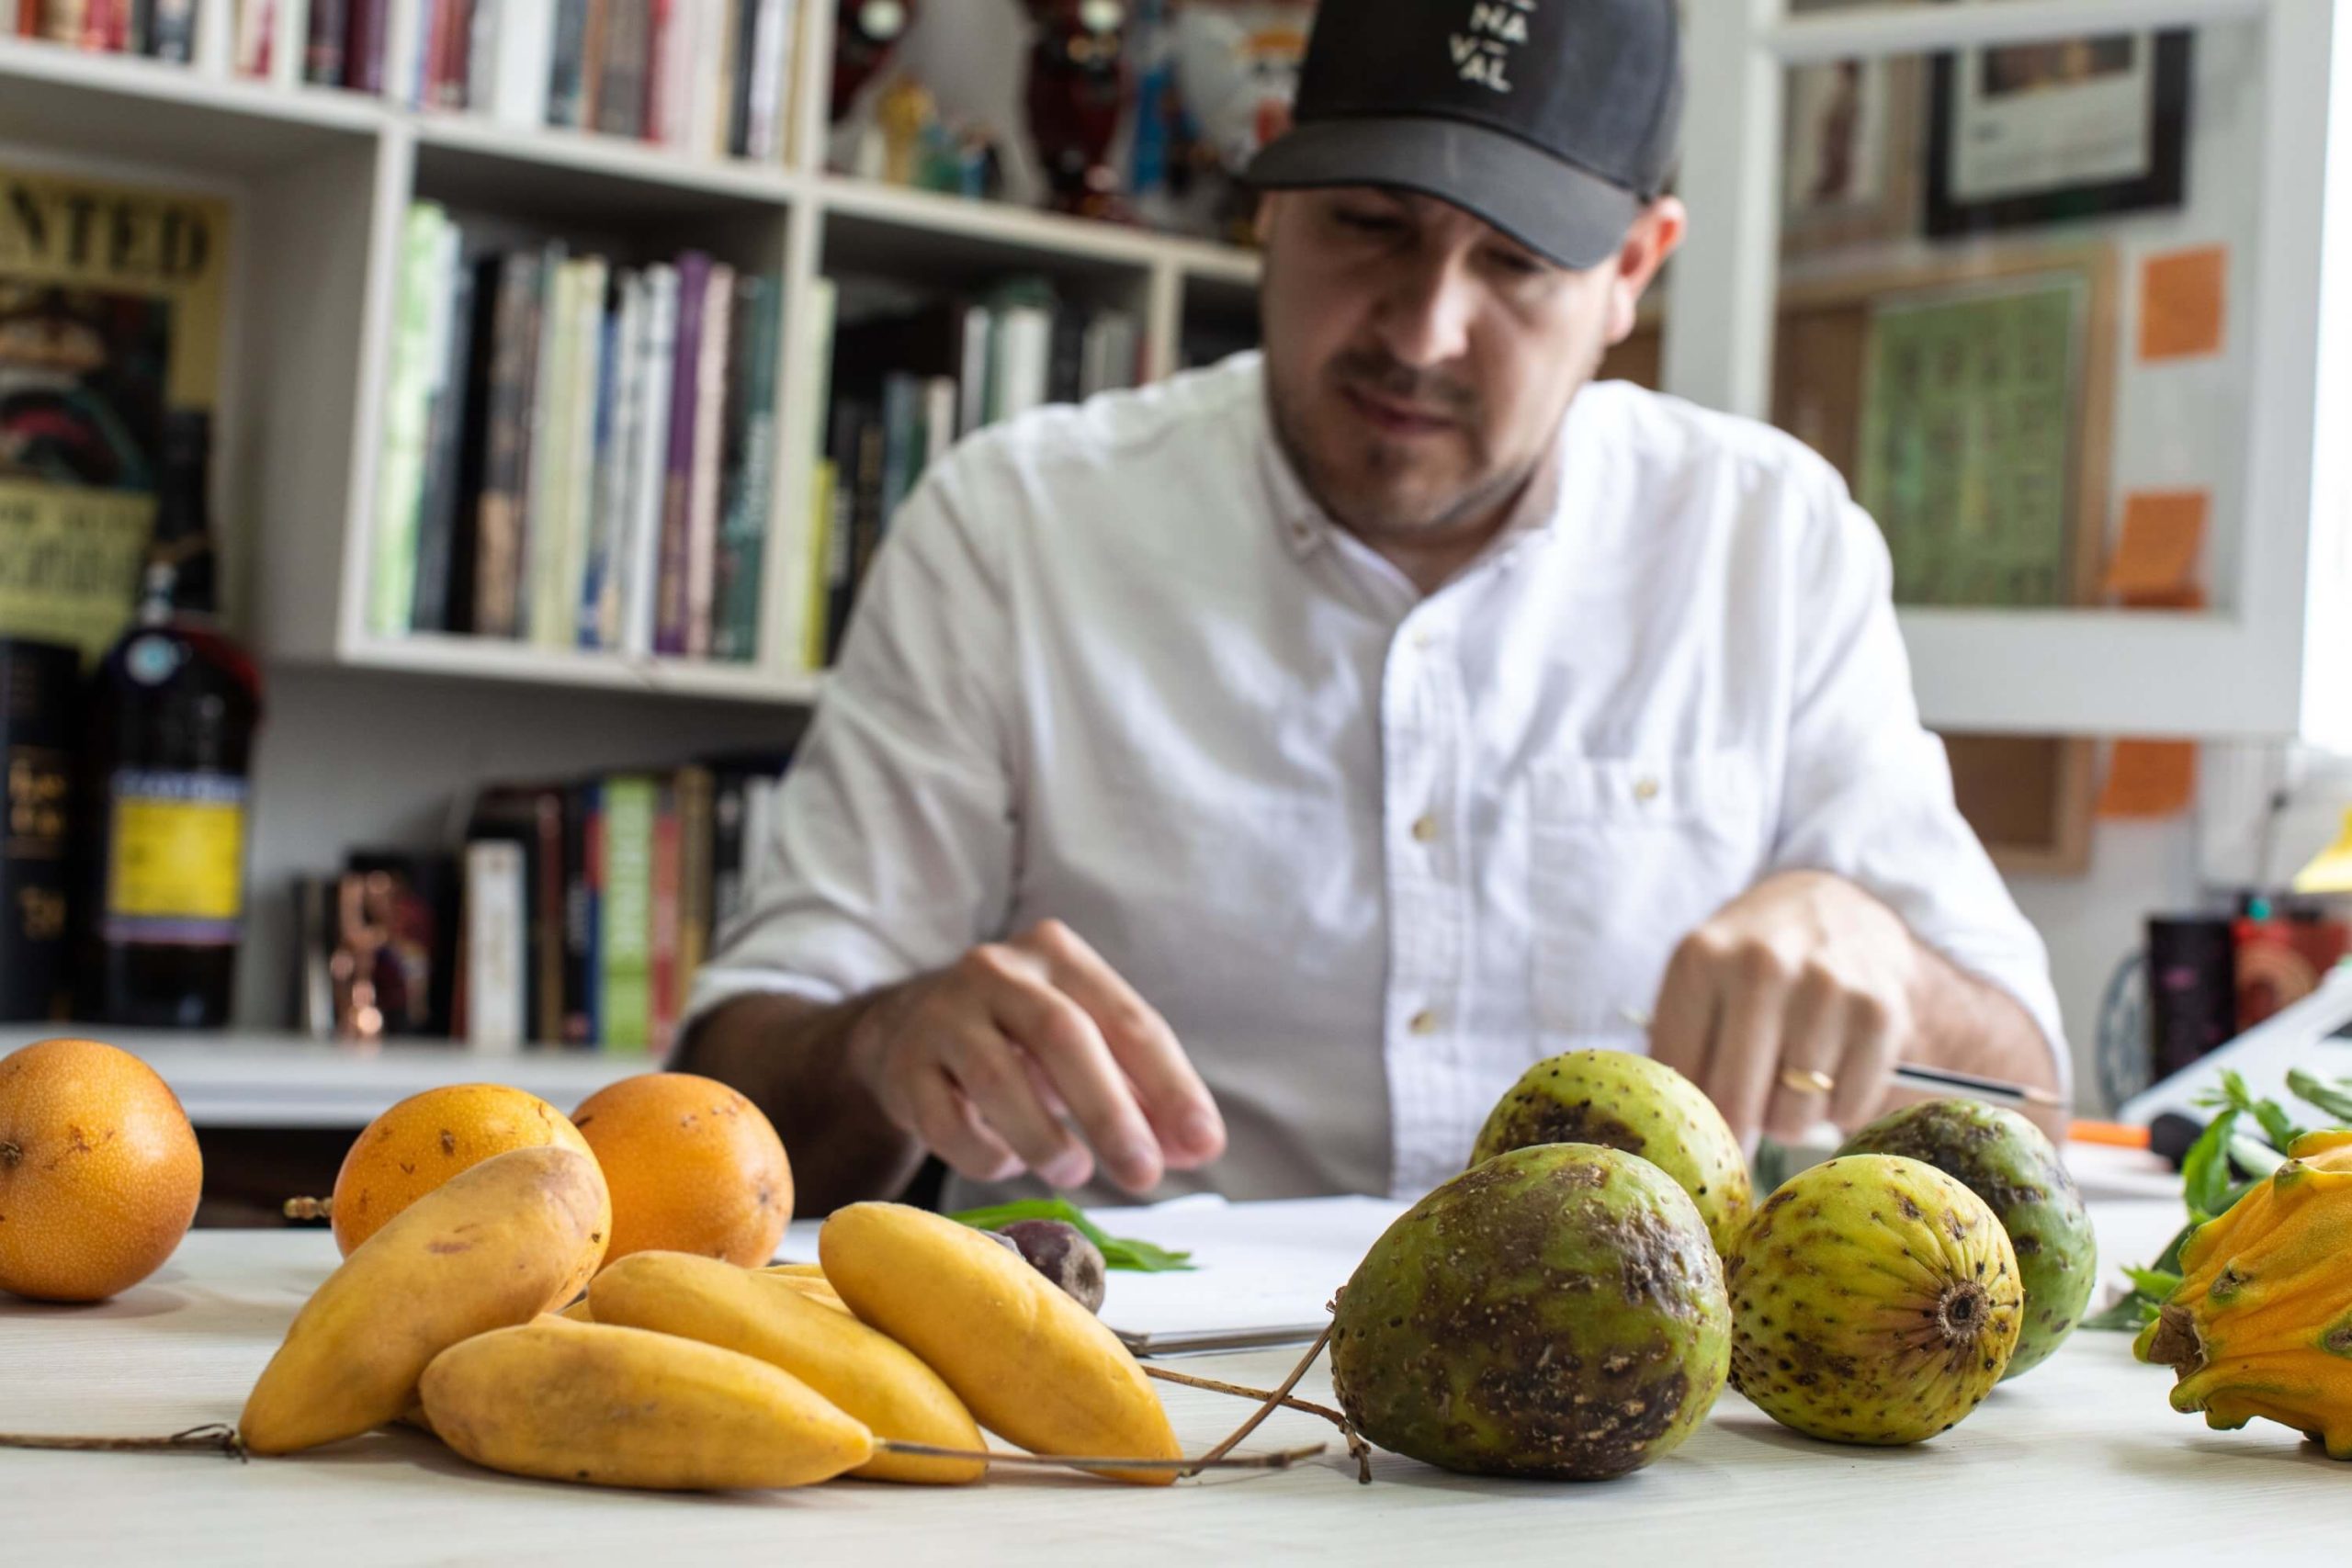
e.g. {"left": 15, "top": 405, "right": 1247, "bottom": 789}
{"left": 999, "top": 1219, "right": 1107, "bottom": 1314}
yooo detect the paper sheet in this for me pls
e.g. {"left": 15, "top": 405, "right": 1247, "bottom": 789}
{"left": 2096, "top": 739, "right": 2198, "bottom": 818}
{"left": 780, "top": 1194, "right": 1408, "bottom": 1353}
{"left": 2105, "top": 491, "right": 2209, "bottom": 598}
{"left": 2139, "top": 245, "right": 2229, "bottom": 362}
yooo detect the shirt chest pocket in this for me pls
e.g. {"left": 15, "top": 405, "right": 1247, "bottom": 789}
{"left": 1526, "top": 752, "right": 1770, "bottom": 1039}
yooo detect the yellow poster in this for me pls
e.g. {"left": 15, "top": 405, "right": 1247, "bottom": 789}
{"left": 0, "top": 164, "right": 232, "bottom": 661}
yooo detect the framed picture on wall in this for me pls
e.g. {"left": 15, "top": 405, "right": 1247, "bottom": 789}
{"left": 1926, "top": 30, "right": 2193, "bottom": 236}
{"left": 1783, "top": 53, "right": 1928, "bottom": 254}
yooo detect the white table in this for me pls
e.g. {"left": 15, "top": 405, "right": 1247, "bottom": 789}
{"left": 4, "top": 1188, "right": 2346, "bottom": 1565}
{"left": 0, "top": 1025, "right": 641, "bottom": 1127}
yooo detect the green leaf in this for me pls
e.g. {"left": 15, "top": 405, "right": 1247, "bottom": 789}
{"left": 2083, "top": 1291, "right": 2165, "bottom": 1333}
{"left": 945, "top": 1198, "right": 1196, "bottom": 1272}
{"left": 2181, "top": 1107, "right": 2241, "bottom": 1219}
{"left": 2150, "top": 1220, "right": 2196, "bottom": 1277}
{"left": 2123, "top": 1266, "right": 2183, "bottom": 1299}
{"left": 2227, "top": 1136, "right": 2289, "bottom": 1179}
{"left": 2248, "top": 1098, "right": 2304, "bottom": 1153}
{"left": 2287, "top": 1069, "right": 2352, "bottom": 1127}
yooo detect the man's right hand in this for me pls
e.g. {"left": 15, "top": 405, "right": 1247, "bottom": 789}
{"left": 844, "top": 919, "right": 1227, "bottom": 1195}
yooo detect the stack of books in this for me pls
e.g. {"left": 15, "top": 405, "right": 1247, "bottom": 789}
{"left": 804, "top": 285, "right": 1142, "bottom": 663}
{"left": 372, "top": 200, "right": 786, "bottom": 662}
{"left": 10, "top": 0, "right": 808, "bottom": 164}
{"left": 459, "top": 753, "right": 791, "bottom": 1053}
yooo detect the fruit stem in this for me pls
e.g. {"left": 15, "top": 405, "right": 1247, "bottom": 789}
{"left": 0, "top": 1139, "right": 19, "bottom": 1168}
{"left": 875, "top": 1439, "right": 1326, "bottom": 1474}
{"left": 2143, "top": 1303, "right": 2206, "bottom": 1374}
{"left": 1186, "top": 1324, "right": 1335, "bottom": 1480}
{"left": 0, "top": 1424, "right": 244, "bottom": 1461}
{"left": 1145, "top": 1364, "right": 1373, "bottom": 1484}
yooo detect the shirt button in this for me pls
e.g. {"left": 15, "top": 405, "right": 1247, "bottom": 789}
{"left": 1408, "top": 1009, "right": 1439, "bottom": 1035}
{"left": 1411, "top": 814, "right": 1439, "bottom": 844}
{"left": 1634, "top": 777, "right": 1661, "bottom": 804}
{"left": 1411, "top": 628, "right": 1436, "bottom": 652}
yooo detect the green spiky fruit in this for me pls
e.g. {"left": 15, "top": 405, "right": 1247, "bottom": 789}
{"left": 1727, "top": 1154, "right": 2022, "bottom": 1445}
{"left": 1330, "top": 1143, "right": 1730, "bottom": 1481}
{"left": 1838, "top": 1099, "right": 2094, "bottom": 1380}
{"left": 1470, "top": 1050, "right": 1751, "bottom": 1252}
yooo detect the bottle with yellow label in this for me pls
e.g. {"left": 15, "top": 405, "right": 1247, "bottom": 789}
{"left": 78, "top": 412, "right": 263, "bottom": 1029}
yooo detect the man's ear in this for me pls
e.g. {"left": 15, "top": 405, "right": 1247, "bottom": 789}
{"left": 1253, "top": 190, "right": 1283, "bottom": 246}
{"left": 1605, "top": 197, "right": 1687, "bottom": 346}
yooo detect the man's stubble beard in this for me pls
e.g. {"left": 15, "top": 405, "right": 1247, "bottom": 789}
{"left": 1264, "top": 335, "right": 1604, "bottom": 550}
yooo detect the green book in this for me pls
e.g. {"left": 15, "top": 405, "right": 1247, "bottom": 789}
{"left": 369, "top": 203, "right": 447, "bottom": 637}
{"left": 597, "top": 775, "right": 657, "bottom": 1053}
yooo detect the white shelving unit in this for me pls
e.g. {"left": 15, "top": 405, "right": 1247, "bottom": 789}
{"left": 1678, "top": 0, "right": 2352, "bottom": 743}
{"left": 0, "top": 11, "right": 1266, "bottom": 711}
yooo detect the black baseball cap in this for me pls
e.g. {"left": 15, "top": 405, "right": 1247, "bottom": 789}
{"left": 1246, "top": 0, "right": 1684, "bottom": 270}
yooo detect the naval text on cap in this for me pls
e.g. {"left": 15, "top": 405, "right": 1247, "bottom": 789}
{"left": 1452, "top": 1, "right": 1535, "bottom": 94}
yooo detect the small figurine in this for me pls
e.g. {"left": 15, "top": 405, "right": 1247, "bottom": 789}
{"left": 831, "top": 0, "right": 920, "bottom": 124}
{"left": 1023, "top": 0, "right": 1133, "bottom": 220}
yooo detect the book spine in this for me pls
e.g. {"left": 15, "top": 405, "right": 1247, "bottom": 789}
{"left": 369, "top": 202, "right": 446, "bottom": 638}
{"left": 621, "top": 262, "right": 677, "bottom": 656}
{"left": 675, "top": 762, "right": 713, "bottom": 990}
{"left": 514, "top": 241, "right": 564, "bottom": 644}
{"left": 561, "top": 255, "right": 606, "bottom": 649}
{"left": 381, "top": 0, "right": 424, "bottom": 103}
{"left": 648, "top": 779, "right": 680, "bottom": 1055}
{"left": 580, "top": 276, "right": 625, "bottom": 649}
{"left": 803, "top": 457, "right": 834, "bottom": 670}
{"left": 653, "top": 250, "right": 707, "bottom": 657}
{"left": 1048, "top": 302, "right": 1086, "bottom": 405}
{"left": 597, "top": 775, "right": 654, "bottom": 1053}
{"left": 149, "top": 0, "right": 195, "bottom": 56}
{"left": 126, "top": 0, "right": 151, "bottom": 53}
{"left": 231, "top": 0, "right": 267, "bottom": 74}
{"left": 726, "top": 0, "right": 756, "bottom": 157}
{"left": 463, "top": 840, "right": 526, "bottom": 1051}
{"left": 684, "top": 259, "right": 732, "bottom": 660}
{"left": 591, "top": 270, "right": 644, "bottom": 648}
{"left": 410, "top": 224, "right": 474, "bottom": 633}
{"left": 561, "top": 780, "right": 594, "bottom": 1044}
{"left": 472, "top": 249, "right": 540, "bottom": 638}
{"left": 698, "top": 0, "right": 733, "bottom": 158}
{"left": 466, "top": 0, "right": 498, "bottom": 108}
{"left": 708, "top": 767, "right": 747, "bottom": 932}
{"left": 712, "top": 274, "right": 776, "bottom": 662}
{"left": 544, "top": 0, "right": 582, "bottom": 126}
{"left": 575, "top": 0, "right": 605, "bottom": 125}
{"left": 592, "top": 0, "right": 642, "bottom": 136}
{"left": 342, "top": 0, "right": 380, "bottom": 89}
{"left": 491, "top": 0, "right": 552, "bottom": 127}
{"left": 301, "top": 0, "right": 342, "bottom": 81}
{"left": 773, "top": 273, "right": 835, "bottom": 672}
{"left": 744, "top": 0, "right": 788, "bottom": 159}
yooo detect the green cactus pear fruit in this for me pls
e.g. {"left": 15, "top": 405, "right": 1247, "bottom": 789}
{"left": 1727, "top": 1154, "right": 2022, "bottom": 1445}
{"left": 1330, "top": 1143, "right": 1730, "bottom": 1481}
{"left": 1838, "top": 1098, "right": 2094, "bottom": 1380}
{"left": 1470, "top": 1049, "right": 1751, "bottom": 1252}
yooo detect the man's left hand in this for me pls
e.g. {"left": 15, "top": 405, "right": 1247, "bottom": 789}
{"left": 1646, "top": 870, "right": 1919, "bottom": 1145}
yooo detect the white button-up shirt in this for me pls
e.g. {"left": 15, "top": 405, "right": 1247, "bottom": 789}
{"left": 688, "top": 353, "right": 2066, "bottom": 1206}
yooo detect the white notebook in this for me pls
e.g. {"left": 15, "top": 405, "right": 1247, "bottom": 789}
{"left": 779, "top": 1194, "right": 1408, "bottom": 1355}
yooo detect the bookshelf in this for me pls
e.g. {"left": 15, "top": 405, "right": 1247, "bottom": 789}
{"left": 0, "top": 12, "right": 1268, "bottom": 711}
{"left": 0, "top": 11, "right": 1269, "bottom": 1035}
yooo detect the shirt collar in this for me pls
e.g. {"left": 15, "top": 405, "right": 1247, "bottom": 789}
{"left": 1254, "top": 375, "right": 1571, "bottom": 570}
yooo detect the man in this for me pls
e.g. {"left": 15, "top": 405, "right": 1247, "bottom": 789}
{"left": 682, "top": 0, "right": 2066, "bottom": 1215}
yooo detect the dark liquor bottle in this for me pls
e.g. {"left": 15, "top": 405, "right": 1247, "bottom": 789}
{"left": 78, "top": 412, "right": 264, "bottom": 1029}
{"left": 0, "top": 638, "right": 78, "bottom": 1023}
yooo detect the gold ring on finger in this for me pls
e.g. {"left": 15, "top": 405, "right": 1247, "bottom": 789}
{"left": 1778, "top": 1066, "right": 1836, "bottom": 1098}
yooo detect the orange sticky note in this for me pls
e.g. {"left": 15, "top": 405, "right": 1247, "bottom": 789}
{"left": 2141, "top": 246, "right": 2228, "bottom": 362}
{"left": 2106, "top": 491, "right": 2209, "bottom": 598}
{"left": 2096, "top": 740, "right": 2198, "bottom": 819}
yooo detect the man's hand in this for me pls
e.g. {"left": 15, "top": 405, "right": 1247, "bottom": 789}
{"left": 846, "top": 919, "right": 1228, "bottom": 1195}
{"left": 1647, "top": 871, "right": 1919, "bottom": 1145}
